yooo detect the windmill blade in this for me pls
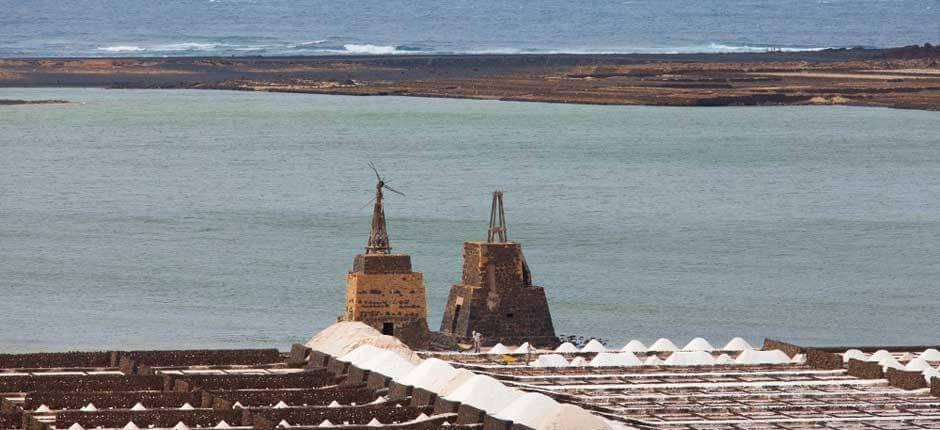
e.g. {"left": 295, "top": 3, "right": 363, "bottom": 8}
{"left": 368, "top": 161, "right": 382, "bottom": 181}
{"left": 359, "top": 196, "right": 376, "bottom": 210}
{"left": 383, "top": 184, "right": 405, "bottom": 197}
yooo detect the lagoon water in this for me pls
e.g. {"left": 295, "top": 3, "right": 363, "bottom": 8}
{"left": 1, "top": 88, "right": 939, "bottom": 351}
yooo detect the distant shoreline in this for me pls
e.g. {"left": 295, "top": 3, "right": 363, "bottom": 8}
{"left": 2, "top": 45, "right": 938, "bottom": 110}
{"left": 0, "top": 99, "right": 69, "bottom": 106}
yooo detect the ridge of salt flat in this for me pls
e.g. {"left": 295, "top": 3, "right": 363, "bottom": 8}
{"left": 359, "top": 349, "right": 416, "bottom": 379}
{"left": 735, "top": 349, "right": 790, "bottom": 365}
{"left": 493, "top": 392, "right": 561, "bottom": 428}
{"left": 489, "top": 343, "right": 510, "bottom": 354}
{"left": 535, "top": 404, "right": 612, "bottom": 430}
{"left": 843, "top": 349, "right": 867, "bottom": 363}
{"left": 621, "top": 340, "right": 647, "bottom": 353}
{"left": 920, "top": 348, "right": 940, "bottom": 361}
{"left": 554, "top": 342, "right": 578, "bottom": 353}
{"left": 590, "top": 352, "right": 641, "bottom": 367}
{"left": 867, "top": 350, "right": 893, "bottom": 363}
{"left": 682, "top": 337, "right": 715, "bottom": 352}
{"left": 444, "top": 374, "right": 521, "bottom": 413}
{"left": 569, "top": 356, "right": 588, "bottom": 367}
{"left": 533, "top": 354, "right": 568, "bottom": 368}
{"left": 396, "top": 358, "right": 457, "bottom": 391}
{"left": 664, "top": 351, "right": 715, "bottom": 366}
{"left": 648, "top": 338, "right": 678, "bottom": 352}
{"left": 581, "top": 339, "right": 607, "bottom": 353}
{"left": 905, "top": 357, "right": 932, "bottom": 371}
{"left": 715, "top": 353, "right": 735, "bottom": 365}
{"left": 438, "top": 368, "right": 476, "bottom": 396}
{"left": 722, "top": 337, "right": 753, "bottom": 351}
{"left": 644, "top": 355, "right": 663, "bottom": 366}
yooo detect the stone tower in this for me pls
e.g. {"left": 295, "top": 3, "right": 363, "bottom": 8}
{"left": 439, "top": 192, "right": 558, "bottom": 347}
{"left": 342, "top": 169, "right": 429, "bottom": 348}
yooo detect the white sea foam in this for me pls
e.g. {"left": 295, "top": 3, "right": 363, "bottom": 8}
{"left": 97, "top": 45, "right": 144, "bottom": 52}
{"left": 342, "top": 44, "right": 406, "bottom": 54}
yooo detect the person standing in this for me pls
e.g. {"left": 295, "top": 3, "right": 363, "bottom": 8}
{"left": 472, "top": 331, "right": 482, "bottom": 353}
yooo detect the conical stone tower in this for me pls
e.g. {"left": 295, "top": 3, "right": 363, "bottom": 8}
{"left": 342, "top": 172, "right": 430, "bottom": 348}
{"left": 438, "top": 192, "right": 558, "bottom": 347}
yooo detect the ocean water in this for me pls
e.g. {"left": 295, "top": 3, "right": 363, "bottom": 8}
{"left": 1, "top": 0, "right": 938, "bottom": 57}
{"left": 1, "top": 88, "right": 939, "bottom": 352}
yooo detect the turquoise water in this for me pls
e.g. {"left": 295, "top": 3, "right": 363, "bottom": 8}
{"left": 2, "top": 0, "right": 938, "bottom": 57}
{"left": 1, "top": 88, "right": 938, "bottom": 351}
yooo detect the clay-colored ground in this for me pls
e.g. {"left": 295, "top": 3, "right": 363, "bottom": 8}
{"left": 2, "top": 46, "right": 938, "bottom": 110}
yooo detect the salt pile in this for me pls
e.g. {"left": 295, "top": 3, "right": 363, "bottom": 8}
{"left": 396, "top": 358, "right": 458, "bottom": 392}
{"left": 682, "top": 337, "right": 715, "bottom": 351}
{"left": 367, "top": 418, "right": 382, "bottom": 426}
{"left": 359, "top": 349, "right": 416, "bottom": 379}
{"left": 438, "top": 368, "right": 476, "bottom": 396}
{"left": 715, "top": 353, "right": 735, "bottom": 364}
{"left": 327, "top": 401, "right": 341, "bottom": 408}
{"left": 554, "top": 342, "right": 578, "bottom": 353}
{"left": 664, "top": 351, "right": 715, "bottom": 366}
{"left": 130, "top": 402, "right": 147, "bottom": 411}
{"left": 34, "top": 405, "right": 51, "bottom": 412}
{"left": 922, "top": 367, "right": 940, "bottom": 383}
{"left": 723, "top": 337, "right": 753, "bottom": 351}
{"left": 277, "top": 420, "right": 290, "bottom": 428}
{"left": 589, "top": 352, "right": 641, "bottom": 367}
{"left": 580, "top": 339, "right": 607, "bottom": 352}
{"left": 338, "top": 344, "right": 385, "bottom": 366}
{"left": 644, "top": 355, "right": 663, "bottom": 366}
{"left": 273, "top": 401, "right": 289, "bottom": 409}
{"left": 879, "top": 355, "right": 903, "bottom": 371}
{"left": 493, "top": 392, "right": 561, "bottom": 428}
{"left": 81, "top": 403, "right": 97, "bottom": 412}
{"left": 920, "top": 348, "right": 940, "bottom": 361}
{"left": 123, "top": 422, "right": 140, "bottom": 430}
{"left": 318, "top": 420, "right": 332, "bottom": 427}
{"left": 305, "top": 321, "right": 416, "bottom": 361}
{"left": 568, "top": 356, "right": 588, "bottom": 367}
{"left": 792, "top": 354, "right": 806, "bottom": 364}
{"left": 173, "top": 422, "right": 189, "bottom": 430}
{"left": 735, "top": 349, "right": 789, "bottom": 364}
{"left": 215, "top": 421, "right": 231, "bottom": 429}
{"left": 867, "top": 350, "right": 893, "bottom": 363}
{"left": 489, "top": 343, "right": 510, "bottom": 354}
{"left": 843, "top": 349, "right": 867, "bottom": 363}
{"left": 231, "top": 401, "right": 243, "bottom": 409}
{"left": 514, "top": 342, "right": 532, "bottom": 354}
{"left": 905, "top": 357, "right": 932, "bottom": 371}
{"left": 533, "top": 354, "right": 569, "bottom": 367}
{"left": 68, "top": 424, "right": 84, "bottom": 430}
{"left": 535, "top": 404, "right": 611, "bottom": 430}
{"left": 648, "top": 338, "right": 678, "bottom": 352}
{"left": 444, "top": 374, "right": 521, "bottom": 413}
{"left": 621, "top": 340, "right": 647, "bottom": 353}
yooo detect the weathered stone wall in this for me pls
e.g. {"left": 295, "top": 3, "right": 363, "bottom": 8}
{"left": 847, "top": 359, "right": 884, "bottom": 379}
{"left": 440, "top": 242, "right": 557, "bottom": 347}
{"left": 352, "top": 253, "right": 413, "bottom": 274}
{"left": 885, "top": 367, "right": 928, "bottom": 390}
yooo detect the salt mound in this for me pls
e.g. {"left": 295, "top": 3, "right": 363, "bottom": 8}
{"left": 922, "top": 367, "right": 940, "bottom": 383}
{"left": 215, "top": 421, "right": 231, "bottom": 429}
{"left": 178, "top": 403, "right": 194, "bottom": 410}
{"left": 648, "top": 338, "right": 678, "bottom": 352}
{"left": 396, "top": 358, "right": 458, "bottom": 392}
{"left": 920, "top": 348, "right": 940, "bottom": 361}
{"left": 621, "top": 340, "right": 647, "bottom": 353}
{"left": 867, "top": 350, "right": 893, "bottom": 363}
{"left": 843, "top": 349, "right": 867, "bottom": 363}
{"left": 535, "top": 404, "right": 611, "bottom": 430}
{"left": 366, "top": 418, "right": 381, "bottom": 426}
{"left": 905, "top": 357, "right": 932, "bottom": 371}
{"left": 723, "top": 337, "right": 753, "bottom": 351}
{"left": 277, "top": 420, "right": 290, "bottom": 428}
{"left": 589, "top": 352, "right": 641, "bottom": 367}
{"left": 880, "top": 355, "right": 903, "bottom": 371}
{"left": 395, "top": 358, "right": 454, "bottom": 389}
{"left": 68, "top": 424, "right": 84, "bottom": 430}
{"left": 568, "top": 356, "right": 588, "bottom": 367}
{"left": 305, "top": 321, "right": 416, "bottom": 361}
{"left": 359, "top": 349, "right": 417, "bottom": 379}
{"left": 664, "top": 351, "right": 715, "bottom": 366}
{"left": 339, "top": 345, "right": 386, "bottom": 366}
{"left": 580, "top": 339, "right": 607, "bottom": 353}
{"left": 414, "top": 413, "right": 429, "bottom": 421}
{"left": 494, "top": 392, "right": 561, "bottom": 428}
{"left": 533, "top": 354, "right": 568, "bottom": 367}
{"left": 80, "top": 403, "right": 97, "bottom": 412}
{"left": 792, "top": 354, "right": 806, "bottom": 364}
{"left": 514, "top": 342, "right": 532, "bottom": 354}
{"left": 554, "top": 342, "right": 578, "bottom": 353}
{"left": 715, "top": 353, "right": 734, "bottom": 365}
{"left": 438, "top": 368, "right": 476, "bottom": 396}
{"left": 735, "top": 349, "right": 789, "bottom": 364}
{"left": 489, "top": 343, "right": 510, "bottom": 354}
{"left": 327, "top": 401, "right": 340, "bottom": 408}
{"left": 123, "top": 422, "right": 139, "bottom": 430}
{"left": 682, "top": 337, "right": 715, "bottom": 352}
{"left": 172, "top": 422, "right": 189, "bottom": 430}
{"left": 273, "top": 401, "right": 288, "bottom": 409}
{"left": 318, "top": 420, "right": 332, "bottom": 427}
{"left": 34, "top": 405, "right": 50, "bottom": 413}
{"left": 444, "top": 374, "right": 521, "bottom": 413}
{"left": 644, "top": 355, "right": 663, "bottom": 366}
{"left": 130, "top": 403, "right": 146, "bottom": 411}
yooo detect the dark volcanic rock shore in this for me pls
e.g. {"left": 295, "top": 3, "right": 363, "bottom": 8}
{"left": 0, "top": 99, "right": 70, "bottom": 105}
{"left": 1, "top": 45, "right": 939, "bottom": 110}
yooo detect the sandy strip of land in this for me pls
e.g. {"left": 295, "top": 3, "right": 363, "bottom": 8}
{"left": 1, "top": 45, "right": 938, "bottom": 110}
